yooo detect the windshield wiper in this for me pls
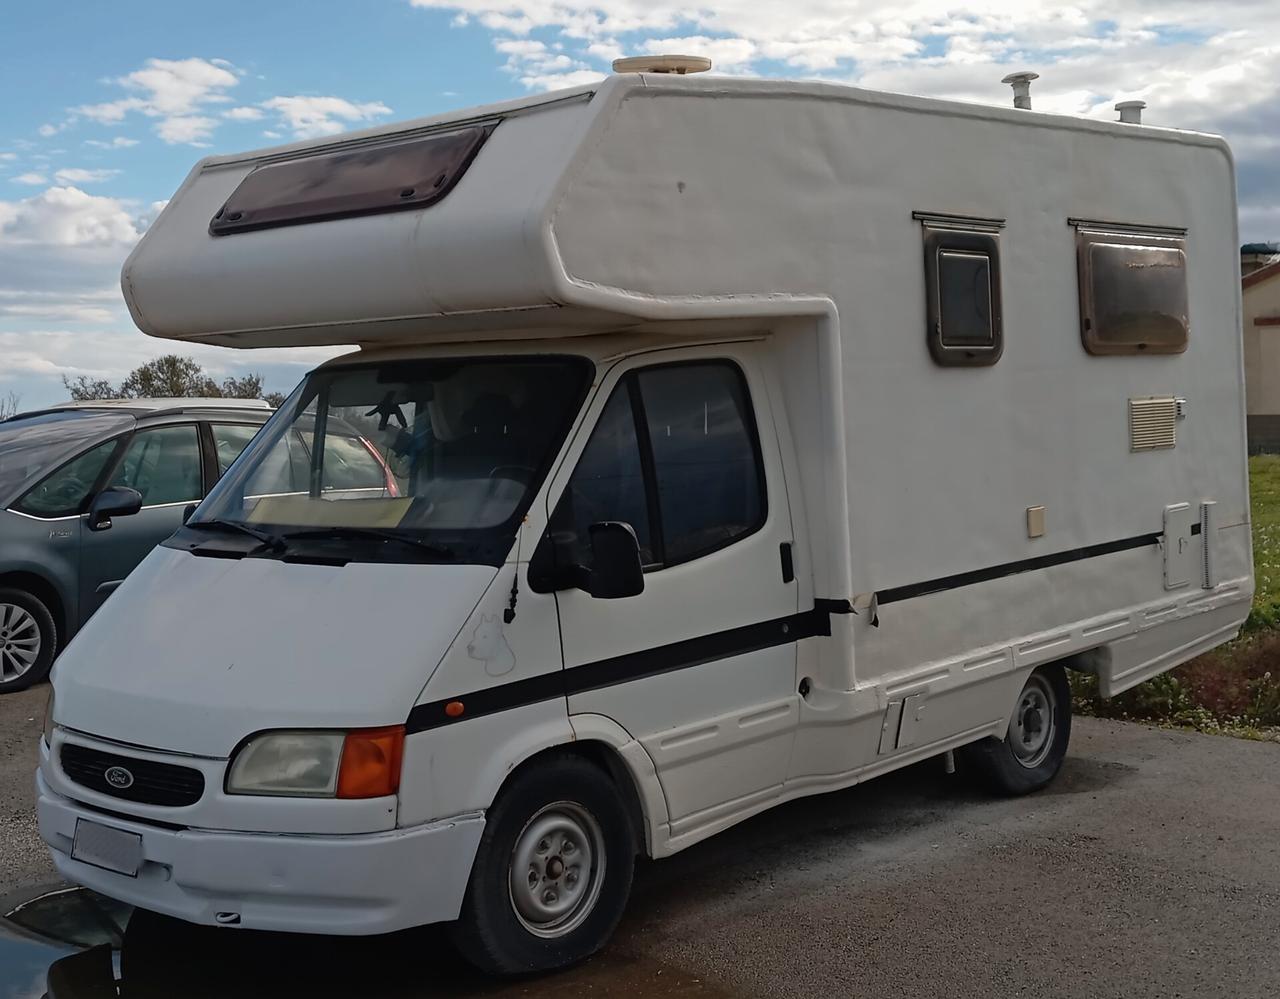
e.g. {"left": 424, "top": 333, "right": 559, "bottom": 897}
{"left": 186, "top": 518, "right": 285, "bottom": 553}
{"left": 278, "top": 526, "right": 454, "bottom": 560}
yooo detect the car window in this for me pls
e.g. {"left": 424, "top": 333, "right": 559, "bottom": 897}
{"left": 319, "top": 434, "right": 390, "bottom": 491}
{"left": 548, "top": 384, "right": 654, "bottom": 569}
{"left": 13, "top": 439, "right": 119, "bottom": 518}
{"left": 549, "top": 360, "right": 765, "bottom": 573}
{"left": 636, "top": 363, "right": 765, "bottom": 564}
{"left": 107, "top": 425, "right": 202, "bottom": 506}
{"left": 211, "top": 423, "right": 261, "bottom": 475}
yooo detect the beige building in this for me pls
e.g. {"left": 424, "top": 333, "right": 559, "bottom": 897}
{"left": 1243, "top": 255, "right": 1280, "bottom": 450}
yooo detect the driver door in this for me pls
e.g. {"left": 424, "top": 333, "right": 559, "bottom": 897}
{"left": 79, "top": 424, "right": 204, "bottom": 620}
{"left": 544, "top": 343, "right": 801, "bottom": 841}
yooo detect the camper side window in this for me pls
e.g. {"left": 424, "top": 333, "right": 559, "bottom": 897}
{"left": 1075, "top": 229, "right": 1188, "bottom": 355}
{"left": 547, "top": 361, "right": 767, "bottom": 574}
{"left": 922, "top": 228, "right": 1003, "bottom": 366}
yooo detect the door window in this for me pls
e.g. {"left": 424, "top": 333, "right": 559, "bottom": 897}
{"left": 211, "top": 424, "right": 260, "bottom": 475}
{"left": 107, "top": 425, "right": 202, "bottom": 506}
{"left": 548, "top": 360, "right": 766, "bottom": 572}
{"left": 13, "top": 439, "right": 120, "bottom": 518}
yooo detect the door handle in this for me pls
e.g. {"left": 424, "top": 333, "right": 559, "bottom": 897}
{"left": 779, "top": 542, "right": 795, "bottom": 584}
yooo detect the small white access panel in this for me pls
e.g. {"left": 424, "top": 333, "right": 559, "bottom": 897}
{"left": 1163, "top": 503, "right": 1198, "bottom": 590}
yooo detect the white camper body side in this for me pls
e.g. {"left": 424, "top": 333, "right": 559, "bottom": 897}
{"left": 40, "top": 74, "right": 1250, "bottom": 955}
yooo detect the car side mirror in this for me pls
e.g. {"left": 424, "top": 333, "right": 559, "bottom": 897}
{"left": 87, "top": 487, "right": 143, "bottom": 532}
{"left": 586, "top": 522, "right": 645, "bottom": 599}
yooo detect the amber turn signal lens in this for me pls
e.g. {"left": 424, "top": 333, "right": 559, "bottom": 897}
{"left": 336, "top": 726, "right": 405, "bottom": 799}
{"left": 445, "top": 701, "right": 465, "bottom": 718}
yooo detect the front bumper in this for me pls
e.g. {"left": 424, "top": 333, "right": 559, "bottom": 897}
{"left": 37, "top": 767, "right": 485, "bottom": 936}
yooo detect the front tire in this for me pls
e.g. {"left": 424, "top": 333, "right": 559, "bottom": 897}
{"left": 961, "top": 663, "right": 1071, "bottom": 795}
{"left": 0, "top": 588, "right": 57, "bottom": 693}
{"left": 449, "top": 754, "right": 636, "bottom": 976}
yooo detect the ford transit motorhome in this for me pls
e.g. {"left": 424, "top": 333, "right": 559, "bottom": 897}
{"left": 38, "top": 61, "right": 1251, "bottom": 974}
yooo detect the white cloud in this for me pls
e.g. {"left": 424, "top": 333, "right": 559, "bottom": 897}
{"left": 261, "top": 96, "right": 392, "bottom": 138}
{"left": 53, "top": 167, "right": 120, "bottom": 185}
{"left": 37, "top": 123, "right": 63, "bottom": 138}
{"left": 73, "top": 58, "right": 239, "bottom": 145}
{"left": 224, "top": 105, "right": 265, "bottom": 121}
{"left": 0, "top": 153, "right": 16, "bottom": 162}
{"left": 12, "top": 173, "right": 47, "bottom": 186}
{"left": 154, "top": 115, "right": 219, "bottom": 145}
{"left": 0, "top": 186, "right": 145, "bottom": 247}
{"left": 84, "top": 136, "right": 139, "bottom": 149}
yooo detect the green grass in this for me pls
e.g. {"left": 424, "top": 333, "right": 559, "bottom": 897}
{"left": 1246, "top": 454, "right": 1280, "bottom": 630}
{"left": 1072, "top": 454, "right": 1280, "bottom": 742}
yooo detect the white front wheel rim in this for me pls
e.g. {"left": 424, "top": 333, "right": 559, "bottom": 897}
{"left": 508, "top": 801, "right": 606, "bottom": 939}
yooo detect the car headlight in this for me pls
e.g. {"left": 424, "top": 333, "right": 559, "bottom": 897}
{"left": 226, "top": 727, "right": 404, "bottom": 799}
{"left": 42, "top": 689, "right": 55, "bottom": 746}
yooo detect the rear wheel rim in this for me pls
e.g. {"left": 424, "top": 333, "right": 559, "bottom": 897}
{"left": 508, "top": 801, "right": 606, "bottom": 939}
{"left": 1009, "top": 674, "right": 1056, "bottom": 769}
{"left": 0, "top": 603, "right": 41, "bottom": 682}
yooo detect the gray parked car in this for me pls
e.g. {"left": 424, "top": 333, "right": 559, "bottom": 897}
{"left": 0, "top": 399, "right": 274, "bottom": 693}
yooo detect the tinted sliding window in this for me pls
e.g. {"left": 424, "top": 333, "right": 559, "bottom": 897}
{"left": 1075, "top": 227, "right": 1188, "bottom": 355}
{"left": 921, "top": 225, "right": 1003, "bottom": 366}
{"left": 547, "top": 360, "right": 766, "bottom": 574}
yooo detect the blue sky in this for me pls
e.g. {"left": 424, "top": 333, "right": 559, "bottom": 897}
{"left": 1, "top": 0, "right": 1276, "bottom": 410}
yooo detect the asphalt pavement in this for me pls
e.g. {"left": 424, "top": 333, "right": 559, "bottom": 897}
{"left": 2, "top": 683, "right": 1278, "bottom": 997}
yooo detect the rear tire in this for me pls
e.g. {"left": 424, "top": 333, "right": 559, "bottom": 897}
{"left": 449, "top": 754, "right": 635, "bottom": 976}
{"left": 0, "top": 588, "right": 56, "bottom": 694}
{"left": 961, "top": 663, "right": 1071, "bottom": 795}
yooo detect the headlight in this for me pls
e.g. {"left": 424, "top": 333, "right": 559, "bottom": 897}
{"left": 226, "top": 726, "right": 404, "bottom": 799}
{"left": 42, "top": 689, "right": 55, "bottom": 746}
{"left": 226, "top": 731, "right": 344, "bottom": 797}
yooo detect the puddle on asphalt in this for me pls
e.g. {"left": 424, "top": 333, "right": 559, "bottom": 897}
{"left": 0, "top": 883, "right": 732, "bottom": 999}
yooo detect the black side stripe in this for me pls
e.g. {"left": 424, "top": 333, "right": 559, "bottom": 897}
{"left": 876, "top": 531, "right": 1162, "bottom": 606}
{"left": 406, "top": 530, "right": 1161, "bottom": 733}
{"left": 406, "top": 606, "right": 832, "bottom": 734}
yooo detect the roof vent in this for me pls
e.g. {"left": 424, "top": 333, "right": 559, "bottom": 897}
{"left": 612, "top": 55, "right": 712, "bottom": 75}
{"left": 1116, "top": 100, "right": 1146, "bottom": 124}
{"left": 1001, "top": 71, "right": 1039, "bottom": 110}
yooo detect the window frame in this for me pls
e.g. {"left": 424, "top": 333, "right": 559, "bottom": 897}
{"left": 543, "top": 357, "right": 770, "bottom": 579}
{"left": 1074, "top": 226, "right": 1189, "bottom": 356}
{"left": 102, "top": 422, "right": 205, "bottom": 510}
{"left": 921, "top": 226, "right": 1004, "bottom": 367}
{"left": 10, "top": 435, "right": 127, "bottom": 520}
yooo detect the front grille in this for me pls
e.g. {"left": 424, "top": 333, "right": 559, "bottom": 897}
{"left": 60, "top": 743, "right": 205, "bottom": 808}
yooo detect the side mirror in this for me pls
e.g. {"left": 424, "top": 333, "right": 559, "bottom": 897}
{"left": 586, "top": 522, "right": 645, "bottom": 599}
{"left": 182, "top": 502, "right": 198, "bottom": 525}
{"left": 87, "top": 487, "right": 143, "bottom": 532}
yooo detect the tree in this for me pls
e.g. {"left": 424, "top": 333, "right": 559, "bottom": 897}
{"left": 62, "top": 355, "right": 284, "bottom": 406}
{"left": 0, "top": 391, "right": 21, "bottom": 420}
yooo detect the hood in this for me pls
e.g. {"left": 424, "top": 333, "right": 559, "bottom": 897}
{"left": 53, "top": 547, "right": 496, "bottom": 757}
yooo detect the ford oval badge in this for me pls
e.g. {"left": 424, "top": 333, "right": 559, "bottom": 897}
{"left": 104, "top": 766, "right": 135, "bottom": 790}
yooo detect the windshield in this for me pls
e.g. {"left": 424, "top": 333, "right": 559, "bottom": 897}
{"left": 191, "top": 355, "right": 592, "bottom": 564}
{"left": 0, "top": 410, "right": 135, "bottom": 504}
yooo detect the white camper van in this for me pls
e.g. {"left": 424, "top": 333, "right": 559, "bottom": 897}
{"left": 38, "top": 62, "right": 1251, "bottom": 974}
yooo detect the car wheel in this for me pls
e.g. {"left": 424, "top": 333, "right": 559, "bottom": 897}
{"left": 960, "top": 663, "right": 1071, "bottom": 795}
{"left": 449, "top": 754, "right": 636, "bottom": 976}
{"left": 0, "top": 588, "right": 57, "bottom": 693}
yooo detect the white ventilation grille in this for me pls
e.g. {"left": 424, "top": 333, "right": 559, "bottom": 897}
{"left": 1129, "top": 397, "right": 1178, "bottom": 451}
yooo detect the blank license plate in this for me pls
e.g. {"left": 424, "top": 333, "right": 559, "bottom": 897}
{"left": 72, "top": 819, "right": 142, "bottom": 878}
